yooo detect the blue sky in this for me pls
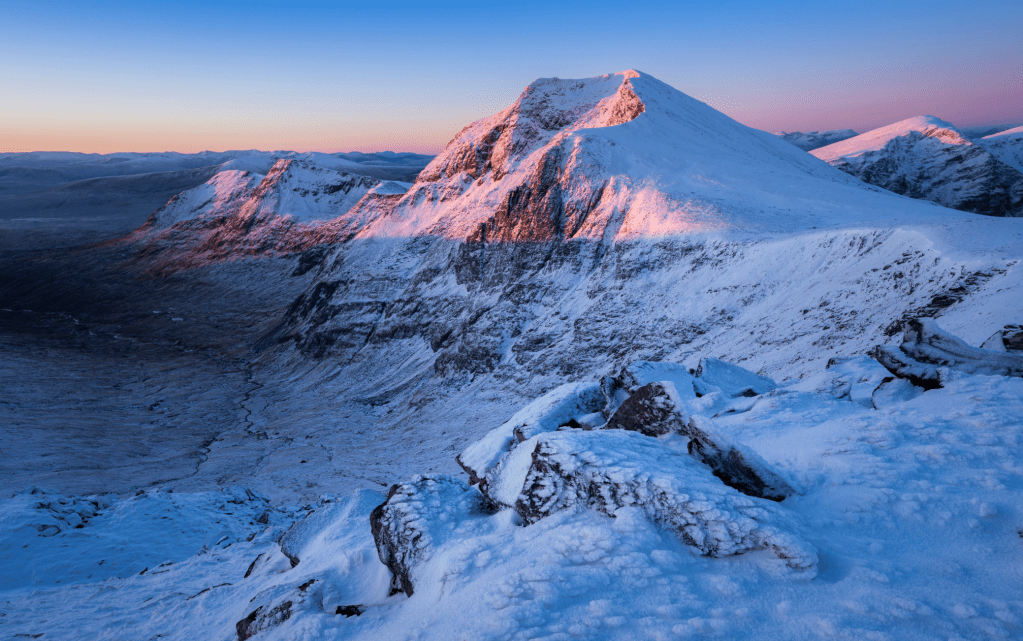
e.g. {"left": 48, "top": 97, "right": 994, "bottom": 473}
{"left": 2, "top": 0, "right": 1020, "bottom": 153}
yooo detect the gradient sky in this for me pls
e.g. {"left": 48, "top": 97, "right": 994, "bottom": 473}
{"left": 2, "top": 0, "right": 1021, "bottom": 154}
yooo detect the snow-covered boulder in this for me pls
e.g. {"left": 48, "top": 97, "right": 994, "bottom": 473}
{"left": 370, "top": 475, "right": 493, "bottom": 596}
{"left": 511, "top": 430, "right": 816, "bottom": 571}
{"left": 603, "top": 381, "right": 689, "bottom": 437}
{"left": 682, "top": 416, "right": 795, "bottom": 501}
{"left": 872, "top": 318, "right": 1023, "bottom": 388}
{"left": 694, "top": 357, "right": 777, "bottom": 397}
{"left": 456, "top": 382, "right": 603, "bottom": 485}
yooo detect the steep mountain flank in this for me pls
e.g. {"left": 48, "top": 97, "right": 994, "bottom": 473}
{"left": 812, "top": 116, "right": 1023, "bottom": 217}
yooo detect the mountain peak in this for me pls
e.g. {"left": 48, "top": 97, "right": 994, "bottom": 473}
{"left": 813, "top": 116, "right": 967, "bottom": 161}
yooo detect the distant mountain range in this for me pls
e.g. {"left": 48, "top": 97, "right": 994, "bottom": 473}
{"left": 777, "top": 129, "right": 858, "bottom": 151}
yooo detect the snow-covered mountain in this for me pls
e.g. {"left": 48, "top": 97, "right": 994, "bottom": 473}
{"left": 777, "top": 128, "right": 857, "bottom": 151}
{"left": 811, "top": 116, "right": 1023, "bottom": 217}
{"left": 958, "top": 122, "right": 1023, "bottom": 140}
{"left": 131, "top": 159, "right": 410, "bottom": 271}
{"left": 980, "top": 125, "right": 1023, "bottom": 172}
{"left": 5, "top": 70, "right": 1023, "bottom": 641}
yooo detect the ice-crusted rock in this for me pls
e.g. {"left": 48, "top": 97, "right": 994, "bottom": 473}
{"left": 694, "top": 357, "right": 777, "bottom": 397}
{"left": 603, "top": 381, "right": 689, "bottom": 437}
{"left": 236, "top": 578, "right": 321, "bottom": 640}
{"left": 370, "top": 475, "right": 492, "bottom": 596}
{"left": 510, "top": 430, "right": 816, "bottom": 571}
{"left": 872, "top": 318, "right": 1023, "bottom": 388}
{"left": 600, "top": 361, "right": 698, "bottom": 418}
{"left": 456, "top": 382, "right": 603, "bottom": 485}
{"left": 682, "top": 416, "right": 795, "bottom": 501}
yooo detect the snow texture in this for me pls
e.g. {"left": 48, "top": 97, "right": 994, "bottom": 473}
{"left": 456, "top": 382, "right": 603, "bottom": 487}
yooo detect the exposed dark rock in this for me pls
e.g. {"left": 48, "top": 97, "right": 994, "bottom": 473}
{"left": 981, "top": 324, "right": 1023, "bottom": 353}
{"left": 370, "top": 475, "right": 493, "bottom": 597}
{"left": 335, "top": 605, "right": 364, "bottom": 617}
{"left": 510, "top": 430, "right": 815, "bottom": 570}
{"left": 237, "top": 601, "right": 292, "bottom": 640}
{"left": 291, "top": 247, "right": 328, "bottom": 277}
{"left": 603, "top": 381, "right": 687, "bottom": 437}
{"left": 243, "top": 553, "right": 263, "bottom": 579}
{"left": 236, "top": 580, "right": 320, "bottom": 639}
{"left": 872, "top": 318, "right": 1023, "bottom": 388}
{"left": 682, "top": 416, "right": 794, "bottom": 501}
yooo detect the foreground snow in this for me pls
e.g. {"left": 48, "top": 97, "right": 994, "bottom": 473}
{"left": 3, "top": 344, "right": 1022, "bottom": 640}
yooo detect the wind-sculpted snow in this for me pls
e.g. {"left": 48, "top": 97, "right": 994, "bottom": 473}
{"left": 812, "top": 116, "right": 1023, "bottom": 217}
{"left": 778, "top": 129, "right": 858, "bottom": 151}
{"left": 456, "top": 382, "right": 603, "bottom": 487}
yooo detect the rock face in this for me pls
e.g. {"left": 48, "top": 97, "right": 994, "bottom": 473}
{"left": 682, "top": 416, "right": 794, "bottom": 501}
{"left": 812, "top": 116, "right": 1023, "bottom": 217}
{"left": 511, "top": 430, "right": 816, "bottom": 570}
{"left": 603, "top": 381, "right": 689, "bottom": 436}
{"left": 370, "top": 475, "right": 492, "bottom": 596}
{"left": 872, "top": 318, "right": 1023, "bottom": 388}
{"left": 778, "top": 129, "right": 858, "bottom": 151}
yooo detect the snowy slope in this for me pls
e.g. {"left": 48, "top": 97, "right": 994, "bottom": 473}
{"left": 980, "top": 126, "right": 1023, "bottom": 172}
{"left": 812, "top": 116, "right": 1023, "bottom": 217}
{"left": 4, "top": 354, "right": 1023, "bottom": 641}
{"left": 777, "top": 129, "right": 858, "bottom": 151}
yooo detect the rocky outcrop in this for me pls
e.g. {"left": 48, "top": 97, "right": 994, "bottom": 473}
{"left": 511, "top": 430, "right": 815, "bottom": 570}
{"left": 370, "top": 475, "right": 492, "bottom": 596}
{"left": 603, "top": 381, "right": 688, "bottom": 436}
{"left": 872, "top": 319, "right": 1023, "bottom": 388}
{"left": 981, "top": 324, "right": 1023, "bottom": 353}
{"left": 236, "top": 579, "right": 320, "bottom": 640}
